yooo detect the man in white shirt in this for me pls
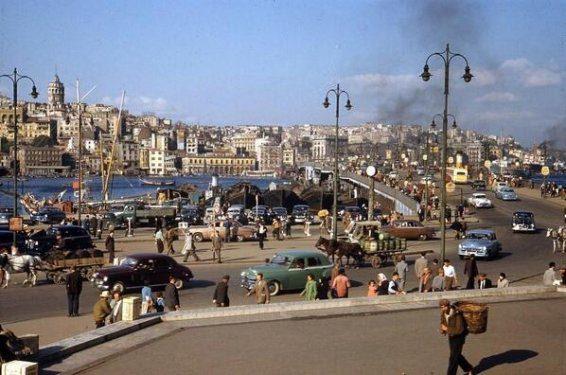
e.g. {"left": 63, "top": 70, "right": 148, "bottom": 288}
{"left": 443, "top": 259, "right": 457, "bottom": 290}
{"left": 543, "top": 262, "right": 559, "bottom": 286}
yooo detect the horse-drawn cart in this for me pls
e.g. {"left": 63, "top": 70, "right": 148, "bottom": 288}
{"left": 42, "top": 250, "right": 107, "bottom": 284}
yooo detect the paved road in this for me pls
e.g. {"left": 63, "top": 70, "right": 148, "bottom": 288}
{"left": 84, "top": 298, "right": 566, "bottom": 375}
{"left": 1, "top": 187, "right": 564, "bottom": 325}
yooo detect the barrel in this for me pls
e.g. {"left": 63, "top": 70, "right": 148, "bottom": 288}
{"left": 457, "top": 301, "right": 489, "bottom": 334}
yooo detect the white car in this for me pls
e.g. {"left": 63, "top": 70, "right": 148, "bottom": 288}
{"left": 468, "top": 193, "right": 493, "bottom": 208}
{"left": 493, "top": 181, "right": 508, "bottom": 192}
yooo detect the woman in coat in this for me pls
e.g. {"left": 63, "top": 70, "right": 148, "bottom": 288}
{"left": 300, "top": 274, "right": 318, "bottom": 301}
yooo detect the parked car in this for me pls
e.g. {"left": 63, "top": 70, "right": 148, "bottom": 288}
{"left": 227, "top": 204, "right": 245, "bottom": 219}
{"left": 91, "top": 253, "right": 193, "bottom": 292}
{"left": 492, "top": 181, "right": 508, "bottom": 192}
{"left": 240, "top": 250, "right": 333, "bottom": 296}
{"left": 188, "top": 220, "right": 257, "bottom": 242}
{"left": 175, "top": 205, "right": 203, "bottom": 225}
{"left": 248, "top": 205, "right": 272, "bottom": 224}
{"left": 271, "top": 207, "right": 288, "bottom": 221}
{"left": 27, "top": 225, "right": 93, "bottom": 255}
{"left": 458, "top": 229, "right": 501, "bottom": 259}
{"left": 341, "top": 206, "right": 364, "bottom": 220}
{"left": 471, "top": 180, "right": 487, "bottom": 191}
{"left": 0, "top": 230, "right": 27, "bottom": 251}
{"left": 0, "top": 208, "right": 14, "bottom": 225}
{"left": 467, "top": 193, "right": 493, "bottom": 208}
{"left": 512, "top": 211, "right": 536, "bottom": 232}
{"left": 30, "top": 207, "right": 67, "bottom": 224}
{"left": 291, "top": 205, "right": 310, "bottom": 224}
{"left": 382, "top": 220, "right": 436, "bottom": 240}
{"left": 495, "top": 187, "right": 518, "bottom": 201}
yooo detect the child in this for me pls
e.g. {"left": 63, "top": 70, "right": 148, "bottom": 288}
{"left": 367, "top": 280, "right": 378, "bottom": 297}
{"left": 154, "top": 292, "right": 165, "bottom": 313}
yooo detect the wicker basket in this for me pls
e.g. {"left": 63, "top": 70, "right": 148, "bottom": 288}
{"left": 457, "top": 301, "right": 489, "bottom": 334}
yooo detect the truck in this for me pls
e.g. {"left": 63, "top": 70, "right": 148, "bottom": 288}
{"left": 112, "top": 203, "right": 178, "bottom": 227}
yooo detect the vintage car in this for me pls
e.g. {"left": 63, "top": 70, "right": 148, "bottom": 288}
{"left": 271, "top": 207, "right": 288, "bottom": 221}
{"left": 467, "top": 193, "right": 493, "bottom": 208}
{"left": 27, "top": 225, "right": 94, "bottom": 255}
{"left": 188, "top": 220, "right": 257, "bottom": 242}
{"left": 175, "top": 205, "right": 204, "bottom": 226}
{"left": 471, "top": 180, "right": 487, "bottom": 191}
{"left": 492, "top": 181, "right": 508, "bottom": 192}
{"left": 458, "top": 229, "right": 501, "bottom": 259}
{"left": 240, "top": 250, "right": 333, "bottom": 296}
{"left": 495, "top": 187, "right": 518, "bottom": 201}
{"left": 291, "top": 205, "right": 311, "bottom": 224}
{"left": 382, "top": 220, "right": 436, "bottom": 240}
{"left": 512, "top": 211, "right": 536, "bottom": 232}
{"left": 30, "top": 207, "right": 67, "bottom": 224}
{"left": 91, "top": 253, "right": 193, "bottom": 292}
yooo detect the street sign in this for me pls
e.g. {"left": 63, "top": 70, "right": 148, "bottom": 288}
{"left": 484, "top": 160, "right": 492, "bottom": 168}
{"left": 366, "top": 165, "right": 377, "bottom": 177}
{"left": 541, "top": 166, "right": 550, "bottom": 176}
{"left": 9, "top": 217, "right": 23, "bottom": 231}
{"left": 446, "top": 182, "right": 456, "bottom": 193}
{"left": 448, "top": 156, "right": 454, "bottom": 164}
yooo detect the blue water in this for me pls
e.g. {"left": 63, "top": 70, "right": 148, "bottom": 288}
{"left": 530, "top": 173, "right": 566, "bottom": 186}
{"left": 0, "top": 175, "right": 284, "bottom": 209}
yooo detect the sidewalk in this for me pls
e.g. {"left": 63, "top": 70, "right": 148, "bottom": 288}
{"left": 516, "top": 187, "right": 566, "bottom": 208}
{"left": 4, "top": 315, "right": 93, "bottom": 345}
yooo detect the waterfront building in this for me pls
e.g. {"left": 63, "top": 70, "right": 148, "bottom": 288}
{"left": 258, "top": 143, "right": 282, "bottom": 173}
{"left": 17, "top": 145, "right": 69, "bottom": 176}
{"left": 20, "top": 119, "right": 58, "bottom": 143}
{"left": 181, "top": 154, "right": 255, "bottom": 175}
{"left": 186, "top": 135, "right": 205, "bottom": 155}
{"left": 148, "top": 149, "right": 177, "bottom": 175}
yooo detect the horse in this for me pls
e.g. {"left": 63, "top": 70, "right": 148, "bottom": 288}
{"left": 315, "top": 237, "right": 364, "bottom": 267}
{"left": 0, "top": 254, "right": 44, "bottom": 288}
{"left": 546, "top": 226, "right": 565, "bottom": 253}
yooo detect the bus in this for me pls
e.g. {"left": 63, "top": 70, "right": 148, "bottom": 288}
{"left": 449, "top": 167, "right": 469, "bottom": 184}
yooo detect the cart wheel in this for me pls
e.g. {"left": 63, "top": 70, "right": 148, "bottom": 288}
{"left": 370, "top": 256, "right": 381, "bottom": 268}
{"left": 55, "top": 273, "right": 66, "bottom": 285}
{"left": 85, "top": 267, "right": 97, "bottom": 280}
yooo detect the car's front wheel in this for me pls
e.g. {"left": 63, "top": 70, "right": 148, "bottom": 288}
{"left": 193, "top": 233, "right": 203, "bottom": 242}
{"left": 268, "top": 281, "right": 280, "bottom": 296}
{"left": 174, "top": 279, "right": 184, "bottom": 289}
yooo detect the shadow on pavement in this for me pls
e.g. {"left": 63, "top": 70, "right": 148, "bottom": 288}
{"left": 188, "top": 279, "right": 216, "bottom": 289}
{"left": 474, "top": 349, "right": 538, "bottom": 373}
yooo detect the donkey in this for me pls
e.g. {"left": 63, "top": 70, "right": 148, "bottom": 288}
{"left": 0, "top": 254, "right": 43, "bottom": 288}
{"left": 546, "top": 226, "right": 566, "bottom": 253}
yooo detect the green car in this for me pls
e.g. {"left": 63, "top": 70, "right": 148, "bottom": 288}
{"left": 240, "top": 250, "right": 333, "bottom": 296}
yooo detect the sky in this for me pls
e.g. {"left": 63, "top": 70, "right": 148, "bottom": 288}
{"left": 0, "top": 0, "right": 564, "bottom": 147}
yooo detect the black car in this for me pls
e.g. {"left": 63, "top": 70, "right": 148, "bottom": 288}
{"left": 471, "top": 180, "right": 487, "bottom": 191}
{"left": 28, "top": 225, "right": 93, "bottom": 255}
{"left": 30, "top": 207, "right": 67, "bottom": 224}
{"left": 0, "top": 208, "right": 14, "bottom": 225}
{"left": 0, "top": 230, "right": 27, "bottom": 250}
{"left": 175, "top": 206, "right": 203, "bottom": 225}
{"left": 271, "top": 207, "right": 288, "bottom": 220}
{"left": 91, "top": 253, "right": 193, "bottom": 292}
{"left": 291, "top": 205, "right": 310, "bottom": 224}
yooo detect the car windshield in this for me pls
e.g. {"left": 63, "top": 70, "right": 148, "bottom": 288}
{"left": 293, "top": 206, "right": 308, "bottom": 213}
{"left": 121, "top": 257, "right": 138, "bottom": 267}
{"left": 271, "top": 254, "right": 291, "bottom": 266}
{"left": 514, "top": 213, "right": 533, "bottom": 222}
{"left": 501, "top": 188, "right": 514, "bottom": 193}
{"left": 467, "top": 232, "right": 493, "bottom": 240}
{"left": 474, "top": 194, "right": 486, "bottom": 199}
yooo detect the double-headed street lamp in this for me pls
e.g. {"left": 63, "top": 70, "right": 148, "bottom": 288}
{"left": 421, "top": 44, "right": 472, "bottom": 261}
{"left": 0, "top": 69, "right": 38, "bottom": 247}
{"left": 323, "top": 84, "right": 352, "bottom": 244}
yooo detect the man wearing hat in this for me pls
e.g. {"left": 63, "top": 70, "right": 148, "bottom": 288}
{"left": 212, "top": 275, "right": 230, "bottom": 307}
{"left": 439, "top": 299, "right": 474, "bottom": 375}
{"left": 93, "top": 291, "right": 112, "bottom": 328}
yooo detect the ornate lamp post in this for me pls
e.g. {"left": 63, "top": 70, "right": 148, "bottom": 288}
{"left": 421, "top": 44, "right": 472, "bottom": 261}
{"left": 0, "top": 69, "right": 38, "bottom": 247}
{"left": 323, "top": 84, "right": 352, "bottom": 243}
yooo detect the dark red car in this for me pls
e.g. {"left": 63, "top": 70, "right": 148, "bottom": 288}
{"left": 91, "top": 253, "right": 193, "bottom": 293}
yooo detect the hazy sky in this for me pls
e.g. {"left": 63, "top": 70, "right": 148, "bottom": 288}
{"left": 0, "top": 0, "right": 564, "bottom": 146}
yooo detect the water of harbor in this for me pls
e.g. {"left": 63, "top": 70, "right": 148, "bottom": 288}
{"left": 0, "top": 175, "right": 285, "bottom": 209}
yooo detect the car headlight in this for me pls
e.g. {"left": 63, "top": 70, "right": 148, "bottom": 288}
{"left": 240, "top": 271, "right": 247, "bottom": 277}
{"left": 103, "top": 276, "right": 108, "bottom": 282}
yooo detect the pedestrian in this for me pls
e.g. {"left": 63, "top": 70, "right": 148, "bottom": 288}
{"left": 90, "top": 215, "right": 98, "bottom": 236}
{"left": 429, "top": 258, "right": 440, "bottom": 277}
{"left": 414, "top": 252, "right": 428, "bottom": 292}
{"left": 164, "top": 276, "right": 180, "bottom": 311}
{"left": 394, "top": 255, "right": 408, "bottom": 291}
{"left": 182, "top": 230, "right": 200, "bottom": 262}
{"left": 164, "top": 227, "right": 176, "bottom": 255}
{"left": 432, "top": 269, "right": 445, "bottom": 291}
{"left": 316, "top": 276, "right": 330, "bottom": 300}
{"left": 367, "top": 280, "right": 378, "bottom": 297}
{"left": 246, "top": 273, "right": 270, "bottom": 304}
{"left": 212, "top": 275, "right": 230, "bottom": 307}
{"left": 223, "top": 220, "right": 231, "bottom": 242}
{"left": 331, "top": 268, "right": 351, "bottom": 298}
{"left": 154, "top": 292, "right": 165, "bottom": 312}
{"left": 443, "top": 259, "right": 457, "bottom": 290}
{"left": 457, "top": 203, "right": 465, "bottom": 219}
{"left": 330, "top": 263, "right": 340, "bottom": 284}
{"left": 463, "top": 255, "right": 479, "bottom": 290}
{"left": 388, "top": 272, "right": 406, "bottom": 295}
{"left": 303, "top": 217, "right": 311, "bottom": 237}
{"left": 109, "top": 290, "right": 123, "bottom": 323}
{"left": 439, "top": 299, "right": 474, "bottom": 375}
{"left": 155, "top": 227, "right": 165, "bottom": 254}
{"left": 83, "top": 215, "right": 91, "bottom": 233}
{"left": 377, "top": 273, "right": 389, "bottom": 295}
{"left": 285, "top": 219, "right": 292, "bottom": 238}
{"left": 141, "top": 280, "right": 154, "bottom": 314}
{"left": 257, "top": 221, "right": 267, "bottom": 250}
{"left": 543, "top": 262, "right": 559, "bottom": 286}
{"left": 272, "top": 218, "right": 281, "bottom": 240}
{"left": 105, "top": 231, "right": 115, "bottom": 265}
{"left": 93, "top": 291, "right": 111, "bottom": 328}
{"left": 300, "top": 274, "right": 317, "bottom": 301}
{"left": 420, "top": 267, "right": 433, "bottom": 292}
{"left": 211, "top": 230, "right": 222, "bottom": 263}
{"left": 497, "top": 273, "right": 509, "bottom": 288}
{"left": 418, "top": 205, "right": 425, "bottom": 222}
{"left": 65, "top": 265, "right": 82, "bottom": 317}
{"left": 477, "top": 273, "right": 493, "bottom": 289}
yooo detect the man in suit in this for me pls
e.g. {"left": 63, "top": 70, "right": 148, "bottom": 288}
{"left": 414, "top": 252, "right": 428, "bottom": 292}
{"left": 247, "top": 273, "right": 270, "bottom": 304}
{"left": 464, "top": 255, "right": 479, "bottom": 290}
{"left": 105, "top": 231, "right": 115, "bottom": 265}
{"left": 477, "top": 273, "right": 493, "bottom": 290}
{"left": 65, "top": 265, "right": 83, "bottom": 317}
{"left": 164, "top": 275, "right": 180, "bottom": 311}
{"left": 212, "top": 275, "right": 230, "bottom": 307}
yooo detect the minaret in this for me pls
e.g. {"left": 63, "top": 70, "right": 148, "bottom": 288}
{"left": 47, "top": 74, "right": 65, "bottom": 109}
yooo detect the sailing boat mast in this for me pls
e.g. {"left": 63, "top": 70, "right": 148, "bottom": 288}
{"left": 101, "top": 90, "right": 126, "bottom": 205}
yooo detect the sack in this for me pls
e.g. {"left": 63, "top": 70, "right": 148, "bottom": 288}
{"left": 456, "top": 301, "right": 489, "bottom": 334}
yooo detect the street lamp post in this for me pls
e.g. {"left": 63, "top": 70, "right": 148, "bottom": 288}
{"left": 421, "top": 44, "right": 472, "bottom": 261}
{"left": 0, "top": 69, "right": 38, "bottom": 247}
{"left": 323, "top": 84, "right": 352, "bottom": 245}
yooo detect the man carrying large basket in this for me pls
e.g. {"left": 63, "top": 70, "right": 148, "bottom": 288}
{"left": 439, "top": 299, "right": 475, "bottom": 375}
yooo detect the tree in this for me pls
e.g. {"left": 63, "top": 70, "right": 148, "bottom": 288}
{"left": 31, "top": 135, "right": 55, "bottom": 147}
